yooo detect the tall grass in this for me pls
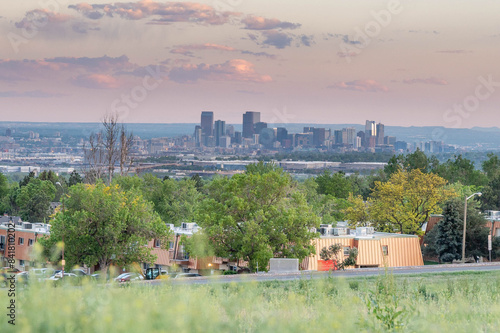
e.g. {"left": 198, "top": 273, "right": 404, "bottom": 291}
{"left": 1, "top": 271, "right": 500, "bottom": 332}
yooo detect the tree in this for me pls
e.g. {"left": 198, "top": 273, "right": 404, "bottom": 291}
{"left": 343, "top": 194, "right": 371, "bottom": 228}
{"left": 300, "top": 178, "right": 348, "bottom": 224}
{"left": 195, "top": 164, "right": 319, "bottom": 272}
{"left": 315, "top": 170, "right": 352, "bottom": 199}
{"left": 41, "top": 182, "right": 170, "bottom": 273}
{"left": 0, "top": 172, "right": 9, "bottom": 214}
{"left": 319, "top": 244, "right": 358, "bottom": 270}
{"left": 19, "top": 171, "right": 36, "bottom": 188}
{"left": 434, "top": 155, "right": 487, "bottom": 187}
{"left": 119, "top": 124, "right": 134, "bottom": 176}
{"left": 480, "top": 175, "right": 500, "bottom": 211}
{"left": 482, "top": 153, "right": 500, "bottom": 179}
{"left": 190, "top": 174, "right": 204, "bottom": 192}
{"left": 436, "top": 199, "right": 463, "bottom": 263}
{"left": 384, "top": 149, "right": 432, "bottom": 177}
{"left": 369, "top": 169, "right": 455, "bottom": 235}
{"left": 68, "top": 170, "right": 83, "bottom": 187}
{"left": 16, "top": 178, "right": 56, "bottom": 222}
{"left": 421, "top": 225, "right": 440, "bottom": 262}
{"left": 113, "top": 174, "right": 201, "bottom": 226}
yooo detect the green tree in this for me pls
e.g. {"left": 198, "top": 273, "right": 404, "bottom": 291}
{"left": 421, "top": 225, "right": 440, "bottom": 262}
{"left": 195, "top": 165, "right": 319, "bottom": 272}
{"left": 19, "top": 171, "right": 36, "bottom": 188}
{"left": 68, "top": 170, "right": 83, "bottom": 187}
{"left": 41, "top": 182, "right": 170, "bottom": 273}
{"left": 343, "top": 194, "right": 371, "bottom": 228}
{"left": 315, "top": 170, "right": 352, "bottom": 199}
{"left": 482, "top": 153, "right": 500, "bottom": 179}
{"left": 480, "top": 175, "right": 500, "bottom": 211}
{"left": 369, "top": 169, "right": 455, "bottom": 235}
{"left": 190, "top": 174, "right": 204, "bottom": 192}
{"left": 0, "top": 172, "right": 9, "bottom": 214}
{"left": 16, "top": 178, "right": 56, "bottom": 221}
{"left": 436, "top": 199, "right": 463, "bottom": 263}
{"left": 300, "top": 178, "right": 348, "bottom": 224}
{"left": 434, "top": 155, "right": 487, "bottom": 187}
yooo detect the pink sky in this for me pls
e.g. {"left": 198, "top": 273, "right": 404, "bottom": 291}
{"left": 0, "top": 0, "right": 499, "bottom": 127}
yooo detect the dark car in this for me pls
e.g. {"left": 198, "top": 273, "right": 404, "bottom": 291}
{"left": 173, "top": 273, "right": 202, "bottom": 279}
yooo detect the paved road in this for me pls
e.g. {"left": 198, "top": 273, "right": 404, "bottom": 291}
{"left": 144, "top": 262, "right": 500, "bottom": 286}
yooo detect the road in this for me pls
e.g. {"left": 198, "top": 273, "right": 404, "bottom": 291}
{"left": 144, "top": 262, "right": 500, "bottom": 286}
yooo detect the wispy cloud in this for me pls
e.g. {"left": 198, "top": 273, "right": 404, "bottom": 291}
{"left": 69, "top": 1, "right": 240, "bottom": 25}
{"left": 170, "top": 43, "right": 277, "bottom": 59}
{"left": 168, "top": 59, "right": 272, "bottom": 83}
{"left": 71, "top": 74, "right": 120, "bottom": 89}
{"left": 0, "top": 90, "right": 65, "bottom": 98}
{"left": 242, "top": 15, "right": 300, "bottom": 30}
{"left": 402, "top": 77, "right": 449, "bottom": 85}
{"left": 436, "top": 50, "right": 471, "bottom": 54}
{"left": 328, "top": 80, "right": 389, "bottom": 93}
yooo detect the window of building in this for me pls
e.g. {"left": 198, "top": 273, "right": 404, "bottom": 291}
{"left": 19, "top": 260, "right": 25, "bottom": 266}
{"left": 0, "top": 235, "right": 5, "bottom": 250}
{"left": 382, "top": 245, "right": 388, "bottom": 256}
{"left": 18, "top": 237, "right": 24, "bottom": 245}
{"left": 28, "top": 239, "right": 34, "bottom": 246}
{"left": 169, "top": 242, "right": 174, "bottom": 249}
{"left": 343, "top": 247, "right": 350, "bottom": 256}
{"left": 154, "top": 239, "right": 161, "bottom": 248}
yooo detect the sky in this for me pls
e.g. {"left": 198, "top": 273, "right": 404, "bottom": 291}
{"left": 0, "top": 0, "right": 499, "bottom": 127}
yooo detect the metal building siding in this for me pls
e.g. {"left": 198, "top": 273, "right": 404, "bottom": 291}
{"left": 356, "top": 239, "right": 383, "bottom": 266}
{"left": 380, "top": 237, "right": 423, "bottom": 267}
{"left": 307, "top": 238, "right": 354, "bottom": 271}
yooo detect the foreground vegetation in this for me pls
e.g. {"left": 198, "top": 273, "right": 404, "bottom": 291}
{"left": 2, "top": 271, "right": 500, "bottom": 332}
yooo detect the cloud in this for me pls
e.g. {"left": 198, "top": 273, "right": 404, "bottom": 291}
{"left": 71, "top": 74, "right": 120, "bottom": 89}
{"left": 168, "top": 59, "right": 272, "bottom": 83}
{"left": 402, "top": 77, "right": 449, "bottom": 85}
{"left": 170, "top": 43, "right": 277, "bottom": 59}
{"left": 0, "top": 90, "right": 65, "bottom": 98}
{"left": 69, "top": 1, "right": 240, "bottom": 25}
{"left": 45, "top": 55, "right": 134, "bottom": 72}
{"left": 436, "top": 50, "right": 471, "bottom": 54}
{"left": 299, "top": 35, "right": 314, "bottom": 47}
{"left": 262, "top": 30, "right": 293, "bottom": 49}
{"left": 15, "top": 9, "right": 73, "bottom": 29}
{"left": 328, "top": 80, "right": 389, "bottom": 93}
{"left": 242, "top": 15, "right": 300, "bottom": 30}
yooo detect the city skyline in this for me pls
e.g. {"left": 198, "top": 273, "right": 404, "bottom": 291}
{"left": 1, "top": 1, "right": 499, "bottom": 127}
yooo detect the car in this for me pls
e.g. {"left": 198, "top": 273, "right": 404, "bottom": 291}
{"left": 30, "top": 268, "right": 56, "bottom": 281}
{"left": 116, "top": 272, "right": 144, "bottom": 283}
{"left": 15, "top": 271, "right": 30, "bottom": 285}
{"left": 47, "top": 273, "right": 81, "bottom": 285}
{"left": 91, "top": 272, "right": 110, "bottom": 281}
{"left": 173, "top": 273, "right": 202, "bottom": 279}
{"left": 71, "top": 269, "right": 88, "bottom": 276}
{"left": 113, "top": 272, "right": 132, "bottom": 282}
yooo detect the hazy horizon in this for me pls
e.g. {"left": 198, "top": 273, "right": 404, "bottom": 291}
{"left": 1, "top": 1, "right": 499, "bottom": 127}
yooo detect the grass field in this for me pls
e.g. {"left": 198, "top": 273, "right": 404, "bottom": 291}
{"left": 1, "top": 270, "right": 500, "bottom": 332}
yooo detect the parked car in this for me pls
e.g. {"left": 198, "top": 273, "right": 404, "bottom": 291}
{"left": 71, "top": 269, "right": 88, "bottom": 276}
{"left": 173, "top": 273, "right": 202, "bottom": 279}
{"left": 15, "top": 271, "right": 30, "bottom": 285}
{"left": 116, "top": 272, "right": 144, "bottom": 283}
{"left": 30, "top": 268, "right": 55, "bottom": 281}
{"left": 91, "top": 272, "right": 110, "bottom": 281}
{"left": 47, "top": 273, "right": 80, "bottom": 285}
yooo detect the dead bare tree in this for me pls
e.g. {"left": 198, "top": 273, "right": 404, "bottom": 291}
{"left": 83, "top": 113, "right": 133, "bottom": 184}
{"left": 83, "top": 132, "right": 105, "bottom": 184}
{"left": 102, "top": 114, "right": 120, "bottom": 184}
{"left": 119, "top": 124, "right": 134, "bottom": 176}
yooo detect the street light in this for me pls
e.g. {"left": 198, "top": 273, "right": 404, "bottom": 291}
{"left": 462, "top": 192, "right": 482, "bottom": 264}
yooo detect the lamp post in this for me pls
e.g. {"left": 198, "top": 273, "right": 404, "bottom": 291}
{"left": 55, "top": 182, "right": 65, "bottom": 277}
{"left": 462, "top": 192, "right": 482, "bottom": 264}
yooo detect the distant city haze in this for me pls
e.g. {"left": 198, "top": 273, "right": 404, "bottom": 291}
{"left": 0, "top": 1, "right": 499, "bottom": 127}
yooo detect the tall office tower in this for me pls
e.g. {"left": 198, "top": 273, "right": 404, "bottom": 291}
{"left": 376, "top": 123, "right": 385, "bottom": 145}
{"left": 334, "top": 130, "right": 343, "bottom": 144}
{"left": 385, "top": 136, "right": 396, "bottom": 145}
{"left": 365, "top": 120, "right": 376, "bottom": 137}
{"left": 276, "top": 127, "right": 288, "bottom": 144}
{"left": 313, "top": 128, "right": 326, "bottom": 146}
{"left": 194, "top": 125, "right": 202, "bottom": 147}
{"left": 243, "top": 111, "right": 260, "bottom": 138}
{"left": 254, "top": 121, "right": 267, "bottom": 135}
{"left": 233, "top": 131, "right": 242, "bottom": 144}
{"left": 357, "top": 131, "right": 366, "bottom": 147}
{"left": 201, "top": 111, "right": 214, "bottom": 137}
{"left": 214, "top": 120, "right": 226, "bottom": 147}
{"left": 345, "top": 127, "right": 356, "bottom": 146}
{"left": 226, "top": 125, "right": 235, "bottom": 137}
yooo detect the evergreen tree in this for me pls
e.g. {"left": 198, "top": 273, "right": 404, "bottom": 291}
{"left": 68, "top": 170, "right": 83, "bottom": 187}
{"left": 436, "top": 199, "right": 463, "bottom": 263}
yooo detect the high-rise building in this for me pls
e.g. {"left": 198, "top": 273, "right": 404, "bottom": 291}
{"left": 376, "top": 123, "right": 385, "bottom": 145}
{"left": 194, "top": 125, "right": 202, "bottom": 147}
{"left": 334, "top": 130, "right": 343, "bottom": 145}
{"left": 365, "top": 120, "right": 376, "bottom": 137}
{"left": 226, "top": 125, "right": 235, "bottom": 137}
{"left": 254, "top": 122, "right": 267, "bottom": 135}
{"left": 214, "top": 120, "right": 226, "bottom": 147}
{"left": 233, "top": 131, "right": 242, "bottom": 144}
{"left": 243, "top": 111, "right": 260, "bottom": 138}
{"left": 201, "top": 111, "right": 214, "bottom": 137}
{"left": 276, "top": 127, "right": 288, "bottom": 144}
{"left": 313, "top": 128, "right": 326, "bottom": 146}
{"left": 344, "top": 127, "right": 356, "bottom": 147}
